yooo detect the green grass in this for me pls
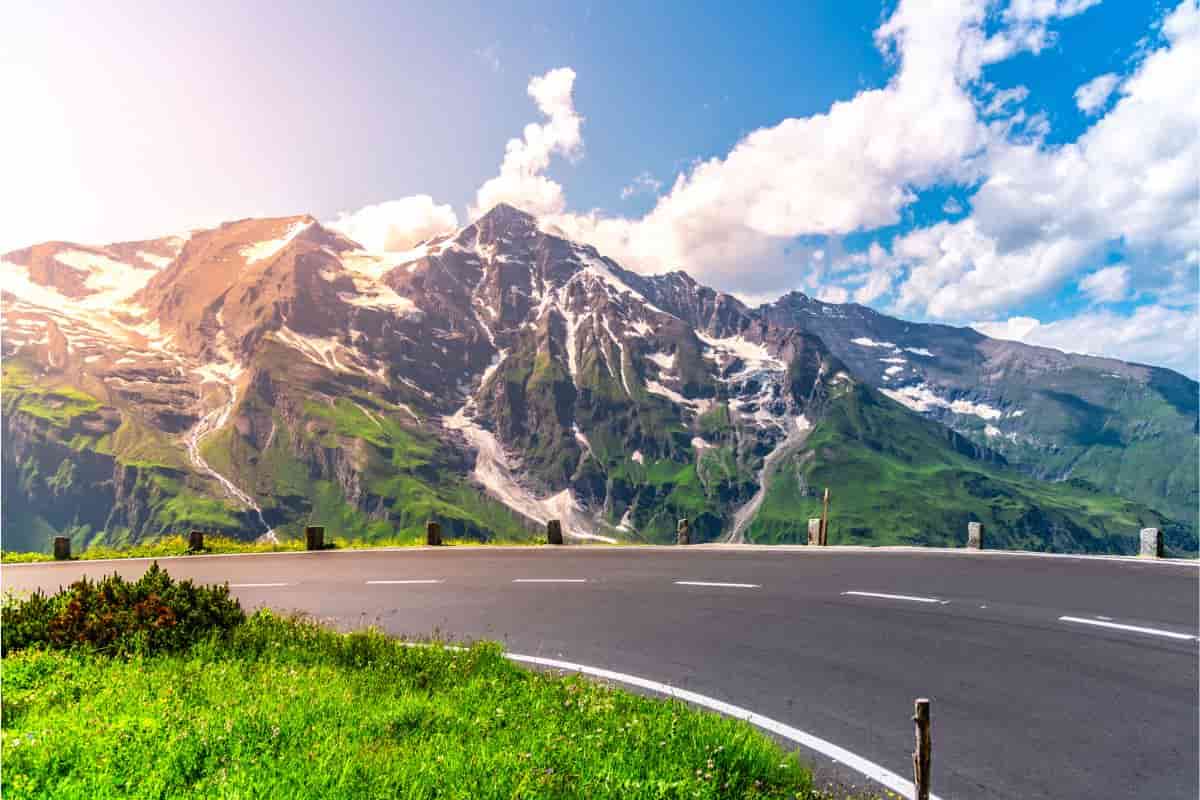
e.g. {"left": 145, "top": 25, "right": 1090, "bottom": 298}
{"left": 2, "top": 613, "right": 829, "bottom": 800}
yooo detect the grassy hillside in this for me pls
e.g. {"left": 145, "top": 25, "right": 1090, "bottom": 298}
{"left": 748, "top": 383, "right": 1197, "bottom": 556}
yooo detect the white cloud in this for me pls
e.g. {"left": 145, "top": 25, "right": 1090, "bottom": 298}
{"left": 817, "top": 286, "right": 850, "bottom": 304}
{"left": 1074, "top": 72, "right": 1120, "bottom": 114}
{"left": 471, "top": 67, "right": 583, "bottom": 218}
{"left": 475, "top": 43, "right": 501, "bottom": 74}
{"left": 620, "top": 171, "right": 663, "bottom": 200}
{"left": 549, "top": 0, "right": 1001, "bottom": 285}
{"left": 327, "top": 195, "right": 458, "bottom": 252}
{"left": 972, "top": 304, "right": 1199, "bottom": 377}
{"left": 889, "top": 0, "right": 1200, "bottom": 320}
{"left": 1077, "top": 264, "right": 1130, "bottom": 302}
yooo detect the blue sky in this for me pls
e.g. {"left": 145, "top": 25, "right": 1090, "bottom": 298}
{"left": 4, "top": 1, "right": 1197, "bottom": 376}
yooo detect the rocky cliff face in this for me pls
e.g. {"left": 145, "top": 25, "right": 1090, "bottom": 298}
{"left": 2, "top": 204, "right": 1195, "bottom": 554}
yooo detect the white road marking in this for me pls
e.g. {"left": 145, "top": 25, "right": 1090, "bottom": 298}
{"left": 1095, "top": 615, "right": 1113, "bottom": 621}
{"left": 512, "top": 578, "right": 587, "bottom": 583}
{"left": 675, "top": 581, "right": 761, "bottom": 589}
{"left": 842, "top": 590, "right": 943, "bottom": 604}
{"left": 365, "top": 579, "right": 445, "bottom": 585}
{"left": 229, "top": 582, "right": 291, "bottom": 588}
{"left": 1058, "top": 616, "right": 1196, "bottom": 641}
{"left": 506, "top": 652, "right": 941, "bottom": 800}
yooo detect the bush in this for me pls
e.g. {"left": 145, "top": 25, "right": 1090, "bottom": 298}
{"left": 1, "top": 562, "right": 244, "bottom": 656}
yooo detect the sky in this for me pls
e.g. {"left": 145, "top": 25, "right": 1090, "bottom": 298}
{"left": 4, "top": 0, "right": 1198, "bottom": 377}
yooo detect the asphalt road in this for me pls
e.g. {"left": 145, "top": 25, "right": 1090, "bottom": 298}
{"left": 4, "top": 546, "right": 1197, "bottom": 799}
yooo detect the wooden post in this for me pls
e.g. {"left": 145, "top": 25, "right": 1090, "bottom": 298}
{"left": 676, "top": 518, "right": 690, "bottom": 545}
{"left": 1139, "top": 527, "right": 1163, "bottom": 558}
{"left": 547, "top": 519, "right": 564, "bottom": 545}
{"left": 52, "top": 536, "right": 71, "bottom": 561}
{"left": 188, "top": 530, "right": 205, "bottom": 551}
{"left": 967, "top": 521, "right": 983, "bottom": 550}
{"left": 912, "top": 698, "right": 931, "bottom": 800}
{"left": 820, "top": 488, "right": 831, "bottom": 546}
{"left": 305, "top": 525, "right": 325, "bottom": 551}
{"left": 807, "top": 518, "right": 822, "bottom": 546}
{"left": 426, "top": 520, "right": 442, "bottom": 546}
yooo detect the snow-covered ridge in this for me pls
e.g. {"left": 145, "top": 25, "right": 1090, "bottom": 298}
{"left": 851, "top": 337, "right": 896, "bottom": 349}
{"left": 241, "top": 220, "right": 313, "bottom": 264}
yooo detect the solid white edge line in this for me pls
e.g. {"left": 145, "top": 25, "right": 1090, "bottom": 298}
{"left": 675, "top": 580, "right": 761, "bottom": 589}
{"left": 229, "top": 582, "right": 291, "bottom": 588}
{"left": 1058, "top": 615, "right": 1197, "bottom": 641}
{"left": 365, "top": 579, "right": 444, "bottom": 584}
{"left": 512, "top": 578, "right": 587, "bottom": 583}
{"left": 842, "top": 590, "right": 942, "bottom": 604}
{"left": 506, "top": 652, "right": 941, "bottom": 800}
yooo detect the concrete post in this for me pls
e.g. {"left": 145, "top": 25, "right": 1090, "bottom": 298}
{"left": 188, "top": 530, "right": 205, "bottom": 551}
{"left": 547, "top": 519, "right": 564, "bottom": 545}
{"left": 1139, "top": 527, "right": 1163, "bottom": 558}
{"left": 426, "top": 520, "right": 442, "bottom": 546}
{"left": 52, "top": 536, "right": 71, "bottom": 560}
{"left": 913, "top": 698, "right": 932, "bottom": 800}
{"left": 676, "top": 518, "right": 691, "bottom": 545}
{"left": 967, "top": 521, "right": 983, "bottom": 550}
{"left": 808, "top": 518, "right": 822, "bottom": 546}
{"left": 305, "top": 525, "right": 325, "bottom": 551}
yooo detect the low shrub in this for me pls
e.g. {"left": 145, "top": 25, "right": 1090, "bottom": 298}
{"left": 1, "top": 562, "right": 244, "bottom": 657}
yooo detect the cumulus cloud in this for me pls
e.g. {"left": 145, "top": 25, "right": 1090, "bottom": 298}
{"left": 889, "top": 0, "right": 1200, "bottom": 320}
{"left": 327, "top": 196, "right": 458, "bottom": 253}
{"left": 1078, "top": 265, "right": 1130, "bottom": 302}
{"left": 972, "top": 304, "right": 1199, "bottom": 377}
{"left": 1074, "top": 72, "right": 1120, "bottom": 114}
{"left": 471, "top": 67, "right": 583, "bottom": 218}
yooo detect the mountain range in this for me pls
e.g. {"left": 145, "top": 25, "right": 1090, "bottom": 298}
{"left": 2, "top": 203, "right": 1195, "bottom": 555}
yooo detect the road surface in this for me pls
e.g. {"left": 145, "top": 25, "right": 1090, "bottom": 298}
{"left": 4, "top": 546, "right": 1197, "bottom": 799}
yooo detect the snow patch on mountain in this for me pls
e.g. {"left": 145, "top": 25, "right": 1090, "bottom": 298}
{"left": 851, "top": 337, "right": 897, "bottom": 349}
{"left": 881, "top": 383, "right": 1003, "bottom": 420}
{"left": 241, "top": 220, "right": 312, "bottom": 264}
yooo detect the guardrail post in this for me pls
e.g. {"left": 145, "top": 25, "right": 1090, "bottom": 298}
{"left": 426, "top": 520, "right": 442, "bottom": 546}
{"left": 676, "top": 518, "right": 690, "bottom": 545}
{"left": 547, "top": 519, "right": 564, "bottom": 545}
{"left": 188, "top": 530, "right": 205, "bottom": 551}
{"left": 808, "top": 518, "right": 822, "bottom": 546}
{"left": 967, "top": 521, "right": 983, "bottom": 550}
{"left": 52, "top": 536, "right": 71, "bottom": 560}
{"left": 305, "top": 525, "right": 325, "bottom": 551}
{"left": 820, "top": 488, "right": 831, "bottom": 545}
{"left": 913, "top": 698, "right": 931, "bottom": 800}
{"left": 1139, "top": 527, "right": 1162, "bottom": 558}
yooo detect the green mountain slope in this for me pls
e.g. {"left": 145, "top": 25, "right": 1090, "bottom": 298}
{"left": 748, "top": 382, "right": 1196, "bottom": 556}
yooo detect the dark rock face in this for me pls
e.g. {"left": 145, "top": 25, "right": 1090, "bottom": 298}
{"left": 2, "top": 203, "right": 1195, "bottom": 552}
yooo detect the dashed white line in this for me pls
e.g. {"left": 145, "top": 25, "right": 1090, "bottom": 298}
{"left": 512, "top": 578, "right": 588, "bottom": 583}
{"left": 842, "top": 590, "right": 943, "bottom": 604}
{"left": 675, "top": 581, "right": 761, "bottom": 589}
{"left": 507, "top": 652, "right": 941, "bottom": 800}
{"left": 1058, "top": 616, "right": 1197, "bottom": 641}
{"left": 365, "top": 579, "right": 445, "bottom": 585}
{"left": 229, "top": 582, "right": 291, "bottom": 588}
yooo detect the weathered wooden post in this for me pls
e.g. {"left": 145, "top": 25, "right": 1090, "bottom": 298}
{"left": 913, "top": 698, "right": 931, "bottom": 800}
{"left": 676, "top": 518, "right": 691, "bottom": 545}
{"left": 52, "top": 536, "right": 71, "bottom": 561}
{"left": 820, "top": 488, "right": 831, "bottom": 546}
{"left": 426, "top": 520, "right": 442, "bottom": 546}
{"left": 807, "top": 518, "right": 822, "bottom": 546}
{"left": 305, "top": 525, "right": 325, "bottom": 551}
{"left": 547, "top": 519, "right": 564, "bottom": 545}
{"left": 967, "top": 521, "right": 984, "bottom": 550}
{"left": 188, "top": 530, "right": 205, "bottom": 551}
{"left": 1139, "top": 527, "right": 1163, "bottom": 558}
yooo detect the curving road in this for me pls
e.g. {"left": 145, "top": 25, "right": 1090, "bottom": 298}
{"left": 4, "top": 546, "right": 1197, "bottom": 799}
